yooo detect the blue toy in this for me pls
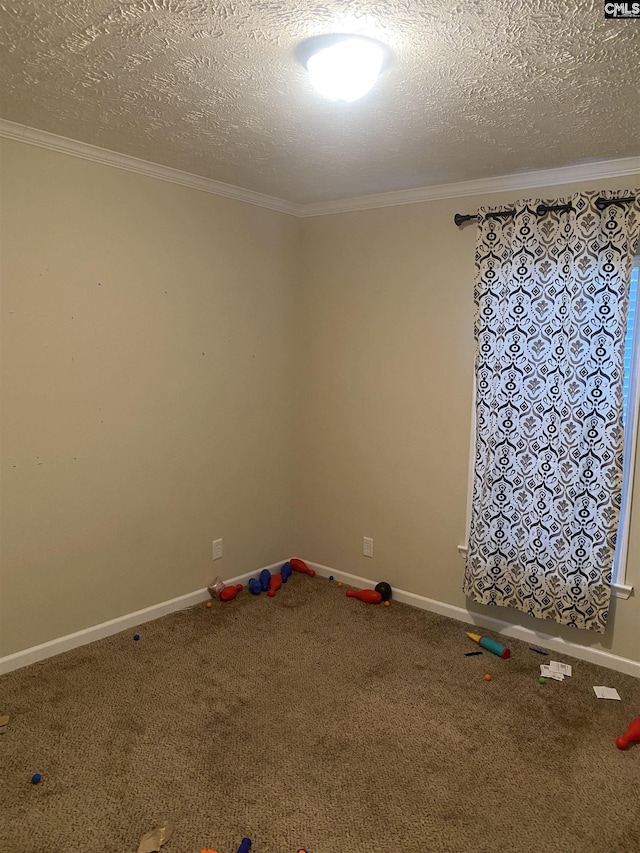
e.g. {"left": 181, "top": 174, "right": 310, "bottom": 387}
{"left": 237, "top": 839, "right": 252, "bottom": 853}
{"left": 31, "top": 773, "right": 42, "bottom": 784}
{"left": 259, "top": 569, "right": 271, "bottom": 591}
{"left": 248, "top": 578, "right": 262, "bottom": 595}
{"left": 133, "top": 634, "right": 140, "bottom": 641}
{"left": 281, "top": 561, "right": 292, "bottom": 583}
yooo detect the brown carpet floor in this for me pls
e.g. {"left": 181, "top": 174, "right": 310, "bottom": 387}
{"left": 1, "top": 573, "right": 639, "bottom": 853}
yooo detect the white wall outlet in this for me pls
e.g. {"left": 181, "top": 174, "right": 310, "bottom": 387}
{"left": 213, "top": 538, "right": 223, "bottom": 560}
{"left": 363, "top": 536, "right": 374, "bottom": 558}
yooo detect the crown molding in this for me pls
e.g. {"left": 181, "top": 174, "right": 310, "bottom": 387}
{"left": 298, "top": 156, "right": 640, "bottom": 217}
{"left": 0, "top": 119, "right": 302, "bottom": 217}
{"left": 2, "top": 119, "right": 638, "bottom": 219}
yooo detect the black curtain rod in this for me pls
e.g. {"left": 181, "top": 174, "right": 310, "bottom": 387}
{"left": 454, "top": 195, "right": 636, "bottom": 227}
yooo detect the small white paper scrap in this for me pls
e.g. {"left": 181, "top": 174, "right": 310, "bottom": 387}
{"left": 593, "top": 686, "right": 621, "bottom": 701}
{"left": 540, "top": 665, "right": 564, "bottom": 681}
{"left": 549, "top": 660, "right": 572, "bottom": 677}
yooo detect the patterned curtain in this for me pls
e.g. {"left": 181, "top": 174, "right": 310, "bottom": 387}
{"left": 463, "top": 189, "right": 640, "bottom": 633}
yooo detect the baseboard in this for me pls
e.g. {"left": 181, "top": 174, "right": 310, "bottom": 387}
{"left": 306, "top": 561, "right": 640, "bottom": 679}
{"left": 4, "top": 558, "right": 639, "bottom": 679}
{"left": 0, "top": 562, "right": 283, "bottom": 676}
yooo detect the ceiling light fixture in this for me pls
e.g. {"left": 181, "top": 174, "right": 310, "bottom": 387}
{"left": 297, "top": 34, "right": 391, "bottom": 102}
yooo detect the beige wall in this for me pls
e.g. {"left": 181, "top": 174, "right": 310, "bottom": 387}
{"left": 2, "top": 138, "right": 638, "bottom": 665}
{"left": 295, "top": 178, "right": 640, "bottom": 663}
{"left": 0, "top": 140, "right": 300, "bottom": 656}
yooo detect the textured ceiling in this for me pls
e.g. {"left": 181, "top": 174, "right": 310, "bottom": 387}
{"left": 1, "top": 0, "right": 639, "bottom": 204}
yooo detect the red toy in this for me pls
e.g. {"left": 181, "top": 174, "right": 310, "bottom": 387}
{"left": 616, "top": 716, "right": 640, "bottom": 750}
{"left": 220, "top": 583, "right": 243, "bottom": 602}
{"left": 268, "top": 573, "right": 283, "bottom": 597}
{"left": 290, "top": 558, "right": 315, "bottom": 577}
{"left": 346, "top": 588, "right": 382, "bottom": 604}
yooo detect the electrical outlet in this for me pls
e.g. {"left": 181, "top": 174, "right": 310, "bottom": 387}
{"left": 213, "top": 538, "right": 223, "bottom": 560}
{"left": 363, "top": 536, "right": 374, "bottom": 558}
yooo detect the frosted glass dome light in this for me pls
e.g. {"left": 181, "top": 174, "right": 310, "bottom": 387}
{"left": 302, "top": 35, "right": 389, "bottom": 102}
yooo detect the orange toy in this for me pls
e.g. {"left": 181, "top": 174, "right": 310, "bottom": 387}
{"left": 268, "top": 573, "right": 283, "bottom": 597}
{"left": 220, "top": 583, "right": 243, "bottom": 602}
{"left": 290, "top": 558, "right": 316, "bottom": 577}
{"left": 616, "top": 716, "right": 640, "bottom": 750}
{"left": 484, "top": 673, "right": 492, "bottom": 681}
{"left": 346, "top": 588, "right": 382, "bottom": 604}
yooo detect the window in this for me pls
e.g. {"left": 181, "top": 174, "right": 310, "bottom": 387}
{"left": 622, "top": 262, "right": 639, "bottom": 426}
{"left": 461, "top": 258, "right": 640, "bottom": 599}
{"left": 612, "top": 258, "right": 640, "bottom": 597}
